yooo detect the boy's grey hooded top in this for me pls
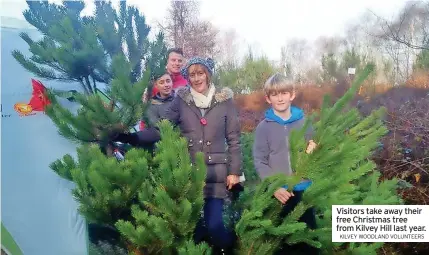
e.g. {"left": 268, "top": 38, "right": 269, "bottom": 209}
{"left": 147, "top": 92, "right": 175, "bottom": 126}
{"left": 253, "top": 106, "right": 312, "bottom": 180}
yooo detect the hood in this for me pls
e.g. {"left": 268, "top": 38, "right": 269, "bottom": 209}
{"left": 265, "top": 106, "right": 304, "bottom": 125}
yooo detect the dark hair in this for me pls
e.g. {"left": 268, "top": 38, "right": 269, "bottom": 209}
{"left": 152, "top": 71, "right": 171, "bottom": 84}
{"left": 167, "top": 48, "right": 183, "bottom": 58}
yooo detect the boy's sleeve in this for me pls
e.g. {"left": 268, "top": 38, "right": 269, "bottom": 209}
{"left": 253, "top": 123, "right": 273, "bottom": 180}
{"left": 163, "top": 96, "right": 180, "bottom": 125}
{"left": 225, "top": 99, "right": 242, "bottom": 176}
{"left": 304, "top": 119, "right": 314, "bottom": 142}
{"left": 146, "top": 104, "right": 159, "bottom": 126}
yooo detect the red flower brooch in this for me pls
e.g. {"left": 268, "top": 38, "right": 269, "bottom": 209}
{"left": 200, "top": 118, "right": 207, "bottom": 126}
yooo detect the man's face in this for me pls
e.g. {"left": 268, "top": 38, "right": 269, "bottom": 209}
{"left": 155, "top": 74, "right": 173, "bottom": 97}
{"left": 265, "top": 91, "right": 295, "bottom": 113}
{"left": 188, "top": 64, "right": 209, "bottom": 94}
{"left": 166, "top": 52, "right": 183, "bottom": 74}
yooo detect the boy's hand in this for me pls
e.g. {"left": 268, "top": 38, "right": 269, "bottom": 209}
{"left": 226, "top": 175, "right": 240, "bottom": 190}
{"left": 274, "top": 188, "right": 294, "bottom": 204}
{"left": 306, "top": 140, "right": 317, "bottom": 154}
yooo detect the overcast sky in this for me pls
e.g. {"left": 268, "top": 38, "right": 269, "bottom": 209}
{"left": 1, "top": 0, "right": 408, "bottom": 61}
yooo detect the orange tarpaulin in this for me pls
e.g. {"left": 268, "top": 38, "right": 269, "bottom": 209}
{"left": 29, "top": 79, "right": 51, "bottom": 111}
{"left": 14, "top": 79, "right": 51, "bottom": 116}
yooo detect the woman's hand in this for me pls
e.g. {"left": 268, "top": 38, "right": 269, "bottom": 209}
{"left": 226, "top": 175, "right": 240, "bottom": 190}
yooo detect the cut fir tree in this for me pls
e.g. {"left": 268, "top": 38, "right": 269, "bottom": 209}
{"left": 15, "top": 0, "right": 168, "bottom": 153}
{"left": 44, "top": 53, "right": 153, "bottom": 153}
{"left": 51, "top": 120, "right": 212, "bottom": 254}
{"left": 115, "top": 120, "right": 211, "bottom": 254}
{"left": 13, "top": 0, "right": 167, "bottom": 95}
{"left": 234, "top": 63, "right": 403, "bottom": 255}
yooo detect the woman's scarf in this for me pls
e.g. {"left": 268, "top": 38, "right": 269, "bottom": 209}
{"left": 190, "top": 84, "right": 216, "bottom": 109}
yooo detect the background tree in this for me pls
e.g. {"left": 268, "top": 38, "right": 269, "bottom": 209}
{"left": 214, "top": 53, "right": 278, "bottom": 94}
{"left": 321, "top": 53, "right": 340, "bottom": 83}
{"left": 414, "top": 48, "right": 429, "bottom": 70}
{"left": 362, "top": 1, "right": 429, "bottom": 84}
{"left": 216, "top": 28, "right": 240, "bottom": 66}
{"left": 280, "top": 39, "right": 311, "bottom": 83}
{"left": 369, "top": 1, "right": 429, "bottom": 51}
{"left": 159, "top": 0, "right": 219, "bottom": 58}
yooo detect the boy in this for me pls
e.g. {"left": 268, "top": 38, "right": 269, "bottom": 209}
{"left": 147, "top": 72, "right": 175, "bottom": 126}
{"left": 114, "top": 72, "right": 175, "bottom": 149}
{"left": 253, "top": 73, "right": 318, "bottom": 254}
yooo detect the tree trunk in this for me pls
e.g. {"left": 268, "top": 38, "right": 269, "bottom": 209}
{"left": 126, "top": 243, "right": 144, "bottom": 255}
{"left": 84, "top": 76, "right": 94, "bottom": 94}
{"left": 79, "top": 79, "right": 90, "bottom": 94}
{"left": 92, "top": 76, "right": 98, "bottom": 93}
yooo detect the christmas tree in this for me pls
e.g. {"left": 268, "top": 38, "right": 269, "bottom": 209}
{"left": 240, "top": 133, "right": 261, "bottom": 183}
{"left": 30, "top": 0, "right": 169, "bottom": 148}
{"left": 13, "top": 0, "right": 166, "bottom": 95}
{"left": 233, "top": 64, "right": 402, "bottom": 255}
{"left": 51, "top": 120, "right": 212, "bottom": 254}
{"left": 115, "top": 120, "right": 211, "bottom": 254}
{"left": 44, "top": 53, "right": 151, "bottom": 149}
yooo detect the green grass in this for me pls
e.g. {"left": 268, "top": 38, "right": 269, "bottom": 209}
{"left": 1, "top": 223, "right": 23, "bottom": 255}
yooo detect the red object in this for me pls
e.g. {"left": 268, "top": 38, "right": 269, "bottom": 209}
{"left": 28, "top": 79, "right": 51, "bottom": 111}
{"left": 152, "top": 72, "right": 187, "bottom": 96}
{"left": 139, "top": 120, "right": 146, "bottom": 131}
{"left": 200, "top": 118, "right": 207, "bottom": 126}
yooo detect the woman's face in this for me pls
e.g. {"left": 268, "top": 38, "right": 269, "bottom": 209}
{"left": 188, "top": 64, "right": 209, "bottom": 94}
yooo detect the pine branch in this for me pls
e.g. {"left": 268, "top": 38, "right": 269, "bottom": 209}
{"left": 12, "top": 50, "right": 72, "bottom": 81}
{"left": 115, "top": 120, "right": 207, "bottom": 253}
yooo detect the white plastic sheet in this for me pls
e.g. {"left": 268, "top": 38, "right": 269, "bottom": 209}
{"left": 1, "top": 26, "right": 88, "bottom": 255}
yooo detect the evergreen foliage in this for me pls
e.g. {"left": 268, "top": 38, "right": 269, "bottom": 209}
{"left": 44, "top": 54, "right": 149, "bottom": 145}
{"left": 115, "top": 120, "right": 208, "bottom": 254}
{"left": 234, "top": 64, "right": 402, "bottom": 254}
{"left": 13, "top": 0, "right": 167, "bottom": 95}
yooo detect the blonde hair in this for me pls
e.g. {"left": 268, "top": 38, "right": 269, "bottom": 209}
{"left": 263, "top": 73, "right": 295, "bottom": 96}
{"left": 188, "top": 64, "right": 211, "bottom": 84}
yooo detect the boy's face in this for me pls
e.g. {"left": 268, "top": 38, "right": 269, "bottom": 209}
{"left": 265, "top": 90, "right": 295, "bottom": 112}
{"left": 155, "top": 74, "right": 173, "bottom": 97}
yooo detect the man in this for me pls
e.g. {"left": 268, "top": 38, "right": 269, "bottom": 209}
{"left": 151, "top": 48, "right": 187, "bottom": 96}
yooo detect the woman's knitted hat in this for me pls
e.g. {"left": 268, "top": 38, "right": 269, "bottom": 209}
{"left": 180, "top": 57, "right": 215, "bottom": 80}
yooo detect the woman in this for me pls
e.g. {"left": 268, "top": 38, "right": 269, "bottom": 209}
{"left": 165, "top": 57, "right": 242, "bottom": 252}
